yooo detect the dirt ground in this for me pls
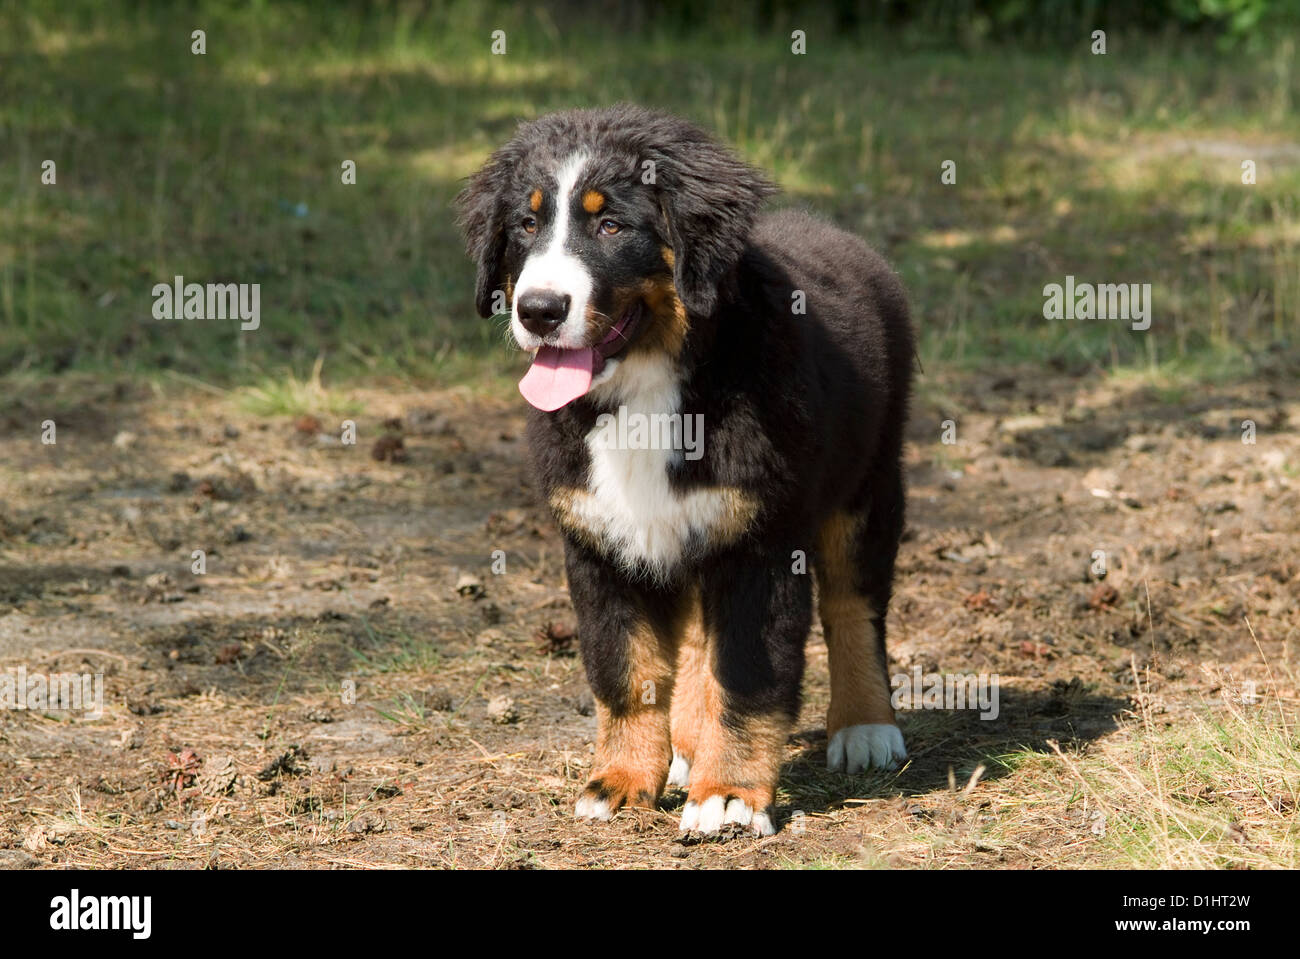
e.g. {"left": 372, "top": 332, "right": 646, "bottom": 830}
{"left": 1, "top": 366, "right": 1297, "bottom": 869}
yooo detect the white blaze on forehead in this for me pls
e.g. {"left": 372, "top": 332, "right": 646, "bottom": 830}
{"left": 512, "top": 152, "right": 593, "bottom": 350}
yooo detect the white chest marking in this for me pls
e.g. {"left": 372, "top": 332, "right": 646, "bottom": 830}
{"left": 557, "top": 354, "right": 755, "bottom": 577}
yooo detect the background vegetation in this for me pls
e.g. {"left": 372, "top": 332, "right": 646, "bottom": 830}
{"left": 1, "top": 0, "right": 1297, "bottom": 391}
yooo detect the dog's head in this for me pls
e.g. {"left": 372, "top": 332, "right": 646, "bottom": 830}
{"left": 456, "top": 105, "right": 773, "bottom": 409}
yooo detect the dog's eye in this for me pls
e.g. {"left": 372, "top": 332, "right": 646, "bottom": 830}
{"left": 521, "top": 216, "right": 537, "bottom": 234}
{"left": 598, "top": 219, "right": 621, "bottom": 236}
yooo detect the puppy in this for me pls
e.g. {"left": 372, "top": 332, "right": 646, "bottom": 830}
{"left": 457, "top": 104, "right": 913, "bottom": 835}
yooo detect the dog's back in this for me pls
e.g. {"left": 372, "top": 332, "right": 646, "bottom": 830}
{"left": 702, "top": 207, "right": 913, "bottom": 520}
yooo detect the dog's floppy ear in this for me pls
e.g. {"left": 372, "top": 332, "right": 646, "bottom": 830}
{"left": 647, "top": 118, "right": 776, "bottom": 317}
{"left": 455, "top": 140, "right": 525, "bottom": 318}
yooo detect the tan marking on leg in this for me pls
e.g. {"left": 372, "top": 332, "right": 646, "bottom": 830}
{"left": 686, "top": 709, "right": 788, "bottom": 818}
{"left": 582, "top": 189, "right": 605, "bottom": 213}
{"left": 529, "top": 189, "right": 543, "bottom": 212}
{"left": 584, "top": 616, "right": 676, "bottom": 812}
{"left": 669, "top": 589, "right": 708, "bottom": 765}
{"left": 816, "top": 512, "right": 895, "bottom": 735}
{"left": 674, "top": 607, "right": 788, "bottom": 820}
{"left": 589, "top": 706, "right": 669, "bottom": 810}
{"left": 661, "top": 246, "right": 675, "bottom": 268}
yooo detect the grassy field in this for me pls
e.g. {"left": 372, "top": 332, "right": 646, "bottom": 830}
{"left": 2, "top": 2, "right": 1298, "bottom": 390}
{"left": 1, "top": 3, "right": 1298, "bottom": 871}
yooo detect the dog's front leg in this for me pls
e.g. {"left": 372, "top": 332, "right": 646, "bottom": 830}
{"left": 565, "top": 540, "right": 681, "bottom": 822}
{"left": 678, "top": 545, "right": 812, "bottom": 836}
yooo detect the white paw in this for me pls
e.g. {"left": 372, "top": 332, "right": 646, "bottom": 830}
{"left": 826, "top": 723, "right": 907, "bottom": 773}
{"left": 667, "top": 750, "right": 692, "bottom": 788}
{"left": 679, "top": 795, "right": 774, "bottom": 836}
{"left": 574, "top": 793, "right": 613, "bottom": 821}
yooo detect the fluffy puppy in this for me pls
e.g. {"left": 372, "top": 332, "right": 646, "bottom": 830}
{"left": 457, "top": 104, "right": 914, "bottom": 835}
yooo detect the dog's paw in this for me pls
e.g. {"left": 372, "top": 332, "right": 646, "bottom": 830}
{"left": 679, "top": 792, "right": 774, "bottom": 837}
{"left": 574, "top": 791, "right": 613, "bottom": 821}
{"left": 826, "top": 723, "right": 907, "bottom": 773}
{"left": 666, "top": 749, "right": 692, "bottom": 788}
{"left": 574, "top": 769, "right": 661, "bottom": 822}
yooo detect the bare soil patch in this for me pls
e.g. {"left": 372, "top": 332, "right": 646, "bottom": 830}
{"left": 1, "top": 369, "right": 1296, "bottom": 868}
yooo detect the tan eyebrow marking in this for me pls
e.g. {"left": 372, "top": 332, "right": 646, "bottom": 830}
{"left": 529, "top": 189, "right": 543, "bottom": 212}
{"left": 582, "top": 190, "right": 605, "bottom": 214}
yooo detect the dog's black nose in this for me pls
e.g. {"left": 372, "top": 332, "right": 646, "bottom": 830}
{"left": 516, "top": 290, "right": 570, "bottom": 337}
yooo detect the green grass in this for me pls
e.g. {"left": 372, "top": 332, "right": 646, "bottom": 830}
{"left": 787, "top": 693, "right": 1300, "bottom": 869}
{"left": 1039, "top": 690, "right": 1300, "bottom": 869}
{"left": 1, "top": 2, "right": 1298, "bottom": 387}
{"left": 350, "top": 617, "right": 444, "bottom": 674}
{"left": 236, "top": 355, "right": 356, "bottom": 416}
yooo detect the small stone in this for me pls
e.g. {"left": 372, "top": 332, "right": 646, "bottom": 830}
{"left": 455, "top": 574, "right": 485, "bottom": 599}
{"left": 487, "top": 695, "right": 519, "bottom": 725}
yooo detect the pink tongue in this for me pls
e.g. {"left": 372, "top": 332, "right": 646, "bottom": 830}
{"left": 519, "top": 346, "right": 596, "bottom": 411}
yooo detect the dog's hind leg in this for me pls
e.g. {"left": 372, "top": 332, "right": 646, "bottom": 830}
{"left": 815, "top": 467, "right": 907, "bottom": 773}
{"left": 667, "top": 587, "right": 706, "bottom": 788}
